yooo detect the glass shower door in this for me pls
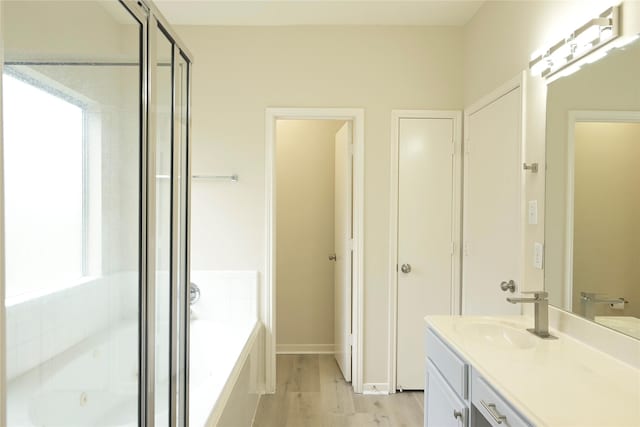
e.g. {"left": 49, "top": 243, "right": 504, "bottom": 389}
{"left": 153, "top": 17, "right": 192, "bottom": 427}
{"left": 1, "top": 1, "right": 193, "bottom": 425}
{"left": 2, "top": 1, "right": 144, "bottom": 425}
{"left": 154, "top": 22, "right": 174, "bottom": 427}
{"left": 175, "top": 50, "right": 192, "bottom": 426}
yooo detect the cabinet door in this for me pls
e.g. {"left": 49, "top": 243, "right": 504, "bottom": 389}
{"left": 426, "top": 360, "right": 467, "bottom": 427}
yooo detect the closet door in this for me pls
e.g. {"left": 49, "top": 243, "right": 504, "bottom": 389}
{"left": 463, "top": 84, "right": 523, "bottom": 315}
{"left": 396, "top": 117, "right": 456, "bottom": 390}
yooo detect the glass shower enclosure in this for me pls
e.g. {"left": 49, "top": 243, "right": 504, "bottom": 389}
{"left": 1, "top": 0, "right": 192, "bottom": 425}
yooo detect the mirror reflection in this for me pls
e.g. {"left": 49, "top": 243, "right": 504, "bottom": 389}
{"left": 545, "top": 37, "right": 640, "bottom": 340}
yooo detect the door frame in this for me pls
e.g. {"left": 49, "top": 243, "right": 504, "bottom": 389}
{"left": 388, "top": 110, "right": 462, "bottom": 393}
{"left": 564, "top": 110, "right": 640, "bottom": 311}
{"left": 461, "top": 72, "right": 527, "bottom": 315}
{"left": 265, "top": 107, "right": 365, "bottom": 394}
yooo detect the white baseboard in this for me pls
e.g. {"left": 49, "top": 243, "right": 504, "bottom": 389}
{"left": 362, "top": 383, "right": 390, "bottom": 395}
{"left": 276, "top": 343, "right": 334, "bottom": 354}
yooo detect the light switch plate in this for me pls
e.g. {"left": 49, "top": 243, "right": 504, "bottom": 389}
{"left": 534, "top": 242, "right": 544, "bottom": 269}
{"left": 528, "top": 200, "right": 538, "bottom": 225}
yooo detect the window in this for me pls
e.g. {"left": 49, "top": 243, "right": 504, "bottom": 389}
{"left": 3, "top": 72, "right": 86, "bottom": 299}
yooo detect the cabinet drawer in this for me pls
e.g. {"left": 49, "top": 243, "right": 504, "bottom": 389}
{"left": 426, "top": 328, "right": 467, "bottom": 398}
{"left": 472, "top": 372, "right": 530, "bottom": 427}
{"left": 426, "top": 360, "right": 467, "bottom": 427}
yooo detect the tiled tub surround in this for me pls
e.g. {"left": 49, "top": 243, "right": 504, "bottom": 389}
{"left": 5, "top": 272, "right": 138, "bottom": 381}
{"left": 6, "top": 272, "right": 140, "bottom": 426}
{"left": 8, "top": 322, "right": 140, "bottom": 426}
{"left": 425, "top": 315, "right": 640, "bottom": 427}
{"left": 189, "top": 270, "right": 258, "bottom": 331}
{"left": 5, "top": 270, "right": 258, "bottom": 426}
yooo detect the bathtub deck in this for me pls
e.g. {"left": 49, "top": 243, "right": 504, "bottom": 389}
{"left": 252, "top": 354, "right": 423, "bottom": 427}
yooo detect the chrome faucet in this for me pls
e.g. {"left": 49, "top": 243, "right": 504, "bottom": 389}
{"left": 580, "top": 292, "right": 626, "bottom": 320}
{"left": 507, "top": 290, "right": 556, "bottom": 339}
{"left": 190, "top": 282, "right": 201, "bottom": 306}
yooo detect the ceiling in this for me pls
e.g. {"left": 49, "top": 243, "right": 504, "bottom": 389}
{"left": 153, "top": 0, "right": 485, "bottom": 26}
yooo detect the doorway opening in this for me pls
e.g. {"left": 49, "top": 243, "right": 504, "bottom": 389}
{"left": 265, "top": 108, "right": 364, "bottom": 394}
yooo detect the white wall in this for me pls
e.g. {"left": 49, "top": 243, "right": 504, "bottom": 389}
{"left": 180, "top": 25, "right": 463, "bottom": 384}
{"left": 276, "top": 119, "right": 344, "bottom": 350}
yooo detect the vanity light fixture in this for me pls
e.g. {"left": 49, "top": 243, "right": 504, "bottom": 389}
{"left": 529, "top": 6, "right": 620, "bottom": 80}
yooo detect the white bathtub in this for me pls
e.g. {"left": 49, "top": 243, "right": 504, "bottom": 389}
{"left": 189, "top": 319, "right": 259, "bottom": 427}
{"left": 189, "top": 270, "right": 259, "bottom": 426}
{"left": 7, "top": 318, "right": 258, "bottom": 426}
{"left": 6, "top": 270, "right": 259, "bottom": 426}
{"left": 7, "top": 323, "right": 140, "bottom": 426}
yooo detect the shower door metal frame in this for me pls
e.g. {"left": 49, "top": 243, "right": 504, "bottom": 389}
{"left": 170, "top": 46, "right": 193, "bottom": 427}
{"left": 112, "top": 1, "right": 194, "bottom": 426}
{"left": 0, "top": 1, "right": 6, "bottom": 423}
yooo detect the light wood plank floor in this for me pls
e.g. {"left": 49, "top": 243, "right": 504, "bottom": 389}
{"left": 252, "top": 354, "right": 424, "bottom": 427}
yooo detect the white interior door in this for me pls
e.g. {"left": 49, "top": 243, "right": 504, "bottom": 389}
{"left": 463, "top": 87, "right": 523, "bottom": 315}
{"left": 334, "top": 122, "right": 352, "bottom": 381}
{"left": 397, "top": 117, "right": 455, "bottom": 390}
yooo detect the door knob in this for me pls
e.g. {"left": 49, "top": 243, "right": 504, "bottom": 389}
{"left": 500, "top": 280, "right": 516, "bottom": 293}
{"left": 400, "top": 264, "right": 412, "bottom": 274}
{"left": 328, "top": 253, "right": 337, "bottom": 261}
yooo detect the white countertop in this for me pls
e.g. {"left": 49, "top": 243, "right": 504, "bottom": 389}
{"left": 425, "top": 315, "right": 640, "bottom": 427}
{"left": 595, "top": 316, "right": 640, "bottom": 340}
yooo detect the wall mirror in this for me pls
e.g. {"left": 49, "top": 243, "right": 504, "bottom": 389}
{"left": 544, "top": 36, "right": 640, "bottom": 340}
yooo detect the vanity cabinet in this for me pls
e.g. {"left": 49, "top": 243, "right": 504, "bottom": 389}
{"left": 425, "top": 328, "right": 470, "bottom": 426}
{"left": 426, "top": 359, "right": 467, "bottom": 426}
{"left": 425, "top": 328, "right": 531, "bottom": 427}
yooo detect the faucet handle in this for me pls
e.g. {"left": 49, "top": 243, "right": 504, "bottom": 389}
{"left": 521, "top": 290, "right": 548, "bottom": 299}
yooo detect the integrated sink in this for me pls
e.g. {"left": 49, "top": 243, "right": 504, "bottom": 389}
{"left": 456, "top": 320, "right": 537, "bottom": 350}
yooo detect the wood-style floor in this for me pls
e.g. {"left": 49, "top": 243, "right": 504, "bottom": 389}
{"left": 252, "top": 354, "right": 424, "bottom": 427}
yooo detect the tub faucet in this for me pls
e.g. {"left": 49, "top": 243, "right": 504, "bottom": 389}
{"left": 190, "top": 282, "right": 201, "bottom": 306}
{"left": 507, "top": 290, "right": 555, "bottom": 339}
